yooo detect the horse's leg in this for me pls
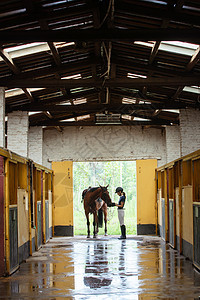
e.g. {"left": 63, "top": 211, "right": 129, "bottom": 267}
{"left": 86, "top": 213, "right": 90, "bottom": 238}
{"left": 93, "top": 211, "right": 98, "bottom": 238}
{"left": 102, "top": 203, "right": 108, "bottom": 236}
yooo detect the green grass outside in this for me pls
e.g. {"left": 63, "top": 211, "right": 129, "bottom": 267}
{"left": 74, "top": 197, "right": 137, "bottom": 236}
{"left": 73, "top": 161, "right": 137, "bottom": 236}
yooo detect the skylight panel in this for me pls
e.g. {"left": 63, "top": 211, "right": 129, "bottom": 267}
{"left": 137, "top": 100, "right": 152, "bottom": 104}
{"left": 162, "top": 109, "right": 180, "bottom": 113}
{"left": 1, "top": 43, "right": 49, "bottom": 61}
{"left": 77, "top": 115, "right": 90, "bottom": 121}
{"left": 0, "top": 9, "right": 26, "bottom": 18}
{"left": 122, "top": 97, "right": 137, "bottom": 104}
{"left": 55, "top": 42, "right": 75, "bottom": 48}
{"left": 159, "top": 41, "right": 199, "bottom": 56}
{"left": 5, "top": 88, "right": 44, "bottom": 97}
{"left": 61, "top": 74, "right": 81, "bottom": 80}
{"left": 58, "top": 102, "right": 72, "bottom": 106}
{"left": 183, "top": 5, "right": 200, "bottom": 12}
{"left": 183, "top": 86, "right": 200, "bottom": 94}
{"left": 134, "top": 117, "right": 151, "bottom": 121}
{"left": 28, "top": 112, "right": 42, "bottom": 116}
{"left": 42, "top": 0, "right": 74, "bottom": 8}
{"left": 134, "top": 41, "right": 155, "bottom": 48}
{"left": 134, "top": 41, "right": 199, "bottom": 57}
{"left": 127, "top": 73, "right": 147, "bottom": 79}
{"left": 60, "top": 118, "right": 75, "bottom": 122}
{"left": 122, "top": 115, "right": 132, "bottom": 120}
{"left": 5, "top": 43, "right": 46, "bottom": 52}
{"left": 73, "top": 98, "right": 87, "bottom": 105}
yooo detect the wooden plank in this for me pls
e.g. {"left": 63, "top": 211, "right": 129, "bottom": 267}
{"left": 2, "top": 76, "right": 200, "bottom": 88}
{"left": 0, "top": 156, "right": 5, "bottom": 276}
{"left": 0, "top": 28, "right": 200, "bottom": 42}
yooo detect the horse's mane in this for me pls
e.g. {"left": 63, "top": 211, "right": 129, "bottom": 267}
{"left": 88, "top": 187, "right": 99, "bottom": 192}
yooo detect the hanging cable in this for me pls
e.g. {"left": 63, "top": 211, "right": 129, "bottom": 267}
{"left": 97, "top": 0, "right": 113, "bottom": 29}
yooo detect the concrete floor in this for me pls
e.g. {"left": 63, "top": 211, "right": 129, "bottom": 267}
{"left": 1, "top": 236, "right": 200, "bottom": 299}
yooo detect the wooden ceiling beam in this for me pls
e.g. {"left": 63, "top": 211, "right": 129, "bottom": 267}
{"left": 186, "top": 46, "right": 200, "bottom": 72}
{"left": 7, "top": 58, "right": 99, "bottom": 81}
{"left": 7, "top": 102, "right": 187, "bottom": 114}
{"left": 115, "top": 2, "right": 200, "bottom": 27}
{"left": 0, "top": 3, "right": 92, "bottom": 30}
{"left": 1, "top": 29, "right": 200, "bottom": 43}
{"left": 112, "top": 57, "right": 196, "bottom": 78}
{"left": 0, "top": 48, "right": 34, "bottom": 102}
{"left": 6, "top": 90, "right": 98, "bottom": 110}
{"left": 0, "top": 48, "right": 20, "bottom": 74}
{"left": 2, "top": 76, "right": 200, "bottom": 88}
{"left": 173, "top": 44, "right": 199, "bottom": 99}
{"left": 30, "top": 118, "right": 178, "bottom": 127}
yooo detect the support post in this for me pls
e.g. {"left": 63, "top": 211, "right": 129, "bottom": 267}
{"left": 0, "top": 88, "right": 5, "bottom": 148}
{"left": 0, "top": 156, "right": 5, "bottom": 276}
{"left": 5, "top": 159, "right": 10, "bottom": 274}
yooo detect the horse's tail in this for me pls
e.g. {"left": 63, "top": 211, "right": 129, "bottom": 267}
{"left": 82, "top": 189, "right": 87, "bottom": 202}
{"left": 98, "top": 208, "right": 103, "bottom": 228}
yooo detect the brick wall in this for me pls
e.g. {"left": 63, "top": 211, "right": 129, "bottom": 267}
{"left": 7, "top": 111, "right": 29, "bottom": 157}
{"left": 43, "top": 125, "right": 167, "bottom": 168}
{"left": 165, "top": 125, "right": 181, "bottom": 163}
{"left": 179, "top": 108, "right": 200, "bottom": 157}
{"left": 28, "top": 126, "right": 43, "bottom": 165}
{"left": 0, "top": 88, "right": 5, "bottom": 148}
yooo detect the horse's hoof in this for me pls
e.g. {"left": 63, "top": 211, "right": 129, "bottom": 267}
{"left": 87, "top": 236, "right": 90, "bottom": 238}
{"left": 93, "top": 235, "right": 98, "bottom": 239}
{"left": 104, "top": 233, "right": 108, "bottom": 236}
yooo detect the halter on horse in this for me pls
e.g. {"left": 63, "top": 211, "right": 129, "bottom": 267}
{"left": 82, "top": 185, "right": 114, "bottom": 238}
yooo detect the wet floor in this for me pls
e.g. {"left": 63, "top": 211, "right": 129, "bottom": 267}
{"left": 1, "top": 236, "right": 200, "bottom": 299}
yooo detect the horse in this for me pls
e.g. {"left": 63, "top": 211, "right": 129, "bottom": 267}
{"left": 82, "top": 185, "right": 114, "bottom": 238}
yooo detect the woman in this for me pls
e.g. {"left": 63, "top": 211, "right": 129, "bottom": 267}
{"left": 115, "top": 186, "right": 126, "bottom": 239}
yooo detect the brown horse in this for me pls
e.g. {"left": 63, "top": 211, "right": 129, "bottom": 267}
{"left": 82, "top": 185, "right": 114, "bottom": 238}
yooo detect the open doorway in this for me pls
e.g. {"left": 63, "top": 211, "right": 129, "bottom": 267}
{"left": 73, "top": 161, "right": 136, "bottom": 236}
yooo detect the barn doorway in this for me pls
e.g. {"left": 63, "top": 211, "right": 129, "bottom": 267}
{"left": 73, "top": 161, "right": 137, "bottom": 236}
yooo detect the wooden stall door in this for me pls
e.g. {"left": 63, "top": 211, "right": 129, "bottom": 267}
{"left": 0, "top": 156, "right": 4, "bottom": 276}
{"left": 52, "top": 161, "right": 73, "bottom": 236}
{"left": 136, "top": 159, "right": 157, "bottom": 235}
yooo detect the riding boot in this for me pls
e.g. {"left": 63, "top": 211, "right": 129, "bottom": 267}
{"left": 122, "top": 225, "right": 126, "bottom": 239}
{"left": 118, "top": 225, "right": 126, "bottom": 239}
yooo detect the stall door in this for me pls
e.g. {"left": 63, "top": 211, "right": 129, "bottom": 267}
{"left": 52, "top": 161, "right": 73, "bottom": 236}
{"left": 169, "top": 200, "right": 175, "bottom": 247}
{"left": 136, "top": 159, "right": 157, "bottom": 235}
{"left": 193, "top": 204, "right": 200, "bottom": 268}
{"left": 9, "top": 206, "right": 18, "bottom": 273}
{"left": 45, "top": 200, "right": 49, "bottom": 242}
{"left": 0, "top": 156, "right": 5, "bottom": 276}
{"left": 37, "top": 202, "right": 42, "bottom": 248}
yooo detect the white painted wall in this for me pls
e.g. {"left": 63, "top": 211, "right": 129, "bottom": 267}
{"left": 0, "top": 88, "right": 5, "bottom": 148}
{"left": 28, "top": 126, "right": 43, "bottom": 165}
{"left": 165, "top": 125, "right": 181, "bottom": 163}
{"left": 7, "top": 111, "right": 29, "bottom": 157}
{"left": 43, "top": 125, "right": 167, "bottom": 168}
{"left": 179, "top": 108, "right": 200, "bottom": 157}
{"left": 8, "top": 108, "right": 200, "bottom": 168}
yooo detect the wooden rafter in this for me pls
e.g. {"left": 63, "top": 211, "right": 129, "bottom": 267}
{"left": 0, "top": 29, "right": 200, "bottom": 43}
{"left": 2, "top": 77, "right": 200, "bottom": 88}
{"left": 0, "top": 48, "right": 34, "bottom": 102}
{"left": 173, "top": 46, "right": 200, "bottom": 99}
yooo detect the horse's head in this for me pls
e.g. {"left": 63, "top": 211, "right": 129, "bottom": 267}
{"left": 100, "top": 185, "right": 114, "bottom": 207}
{"left": 100, "top": 184, "right": 109, "bottom": 192}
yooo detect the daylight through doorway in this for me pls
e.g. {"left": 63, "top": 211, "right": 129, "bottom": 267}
{"left": 73, "top": 161, "right": 136, "bottom": 236}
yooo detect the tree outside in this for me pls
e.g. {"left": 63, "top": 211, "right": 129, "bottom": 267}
{"left": 73, "top": 161, "right": 137, "bottom": 236}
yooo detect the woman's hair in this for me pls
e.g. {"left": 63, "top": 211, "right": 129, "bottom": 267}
{"left": 122, "top": 191, "right": 126, "bottom": 200}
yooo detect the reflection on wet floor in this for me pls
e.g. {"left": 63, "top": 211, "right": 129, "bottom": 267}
{"left": 1, "top": 236, "right": 200, "bottom": 299}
